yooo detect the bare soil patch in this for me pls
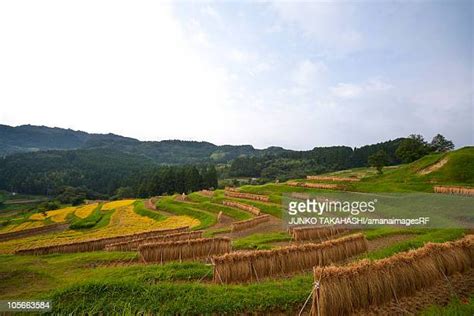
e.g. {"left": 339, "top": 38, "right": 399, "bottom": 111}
{"left": 418, "top": 157, "right": 449, "bottom": 175}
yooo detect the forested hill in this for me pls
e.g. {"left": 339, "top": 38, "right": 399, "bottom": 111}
{"left": 1, "top": 124, "right": 404, "bottom": 165}
{"left": 0, "top": 124, "right": 289, "bottom": 163}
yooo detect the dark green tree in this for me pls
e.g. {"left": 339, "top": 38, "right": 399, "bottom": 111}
{"left": 430, "top": 134, "right": 454, "bottom": 153}
{"left": 396, "top": 134, "right": 431, "bottom": 163}
{"left": 368, "top": 149, "right": 390, "bottom": 174}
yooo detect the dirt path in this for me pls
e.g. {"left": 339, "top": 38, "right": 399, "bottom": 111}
{"left": 367, "top": 234, "right": 415, "bottom": 252}
{"left": 353, "top": 268, "right": 474, "bottom": 315}
{"left": 418, "top": 157, "right": 449, "bottom": 175}
{"left": 145, "top": 198, "right": 176, "bottom": 217}
{"left": 211, "top": 214, "right": 234, "bottom": 230}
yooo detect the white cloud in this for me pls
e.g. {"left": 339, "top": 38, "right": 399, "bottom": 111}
{"left": 271, "top": 2, "right": 363, "bottom": 56}
{"left": 0, "top": 1, "right": 234, "bottom": 142}
{"left": 331, "top": 79, "right": 393, "bottom": 99}
{"left": 292, "top": 60, "right": 328, "bottom": 88}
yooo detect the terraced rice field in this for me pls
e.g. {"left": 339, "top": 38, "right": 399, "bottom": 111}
{"left": 30, "top": 206, "right": 77, "bottom": 222}
{"left": 74, "top": 203, "right": 99, "bottom": 219}
{"left": 0, "top": 201, "right": 200, "bottom": 253}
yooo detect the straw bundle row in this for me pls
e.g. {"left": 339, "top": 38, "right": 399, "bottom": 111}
{"left": 139, "top": 237, "right": 231, "bottom": 263}
{"left": 213, "top": 233, "right": 367, "bottom": 284}
{"left": 225, "top": 186, "right": 239, "bottom": 192}
{"left": 0, "top": 223, "right": 68, "bottom": 242}
{"left": 433, "top": 185, "right": 474, "bottom": 196}
{"left": 287, "top": 181, "right": 340, "bottom": 190}
{"left": 312, "top": 235, "right": 474, "bottom": 316}
{"left": 105, "top": 231, "right": 203, "bottom": 251}
{"left": 222, "top": 200, "right": 261, "bottom": 215}
{"left": 231, "top": 214, "right": 271, "bottom": 232}
{"left": 306, "top": 176, "right": 360, "bottom": 182}
{"left": 224, "top": 190, "right": 270, "bottom": 202}
{"left": 290, "top": 226, "right": 348, "bottom": 242}
{"left": 199, "top": 190, "right": 215, "bottom": 197}
{"left": 16, "top": 226, "right": 189, "bottom": 255}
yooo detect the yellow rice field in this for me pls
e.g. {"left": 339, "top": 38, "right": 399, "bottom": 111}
{"left": 74, "top": 203, "right": 99, "bottom": 219}
{"left": 0, "top": 201, "right": 200, "bottom": 253}
{"left": 101, "top": 199, "right": 135, "bottom": 211}
{"left": 1, "top": 221, "right": 45, "bottom": 233}
{"left": 29, "top": 206, "right": 77, "bottom": 223}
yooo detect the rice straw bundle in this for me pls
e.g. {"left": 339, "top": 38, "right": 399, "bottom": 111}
{"left": 105, "top": 231, "right": 203, "bottom": 251}
{"left": 139, "top": 237, "right": 231, "bottom": 263}
{"left": 287, "top": 182, "right": 340, "bottom": 190}
{"left": 222, "top": 201, "right": 261, "bottom": 216}
{"left": 312, "top": 235, "right": 474, "bottom": 316}
{"left": 213, "top": 234, "right": 367, "bottom": 284}
{"left": 307, "top": 176, "right": 360, "bottom": 182}
{"left": 224, "top": 190, "right": 270, "bottom": 202}
{"left": 433, "top": 185, "right": 474, "bottom": 196}
{"left": 0, "top": 223, "right": 68, "bottom": 242}
{"left": 231, "top": 215, "right": 271, "bottom": 232}
{"left": 16, "top": 226, "right": 189, "bottom": 255}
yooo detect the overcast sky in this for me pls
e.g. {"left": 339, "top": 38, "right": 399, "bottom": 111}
{"left": 0, "top": 1, "right": 472, "bottom": 150}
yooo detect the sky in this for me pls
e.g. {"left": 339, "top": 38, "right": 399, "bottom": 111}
{"left": 0, "top": 0, "right": 472, "bottom": 150}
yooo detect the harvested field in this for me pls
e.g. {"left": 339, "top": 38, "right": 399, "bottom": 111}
{"left": 105, "top": 231, "right": 203, "bottom": 251}
{"left": 434, "top": 185, "right": 474, "bottom": 196}
{"left": 287, "top": 181, "right": 340, "bottom": 190}
{"left": 222, "top": 201, "right": 261, "bottom": 216}
{"left": 290, "top": 226, "right": 347, "bottom": 242}
{"left": 224, "top": 190, "right": 270, "bottom": 202}
{"left": 231, "top": 215, "right": 271, "bottom": 232}
{"left": 139, "top": 237, "right": 231, "bottom": 263}
{"left": 367, "top": 234, "right": 415, "bottom": 252}
{"left": 312, "top": 235, "right": 473, "bottom": 316}
{"left": 15, "top": 227, "right": 190, "bottom": 255}
{"left": 213, "top": 234, "right": 367, "bottom": 284}
{"left": 0, "top": 223, "right": 69, "bottom": 242}
{"left": 306, "top": 176, "right": 360, "bottom": 182}
{"left": 353, "top": 269, "right": 474, "bottom": 315}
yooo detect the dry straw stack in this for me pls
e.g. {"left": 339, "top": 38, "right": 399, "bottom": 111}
{"left": 231, "top": 214, "right": 271, "bottom": 232}
{"left": 213, "top": 233, "right": 367, "bottom": 284}
{"left": 290, "top": 226, "right": 348, "bottom": 242}
{"left": 199, "top": 190, "right": 215, "bottom": 197}
{"left": 16, "top": 226, "right": 189, "bottom": 255}
{"left": 225, "top": 187, "right": 239, "bottom": 192}
{"left": 224, "top": 190, "right": 270, "bottom": 202}
{"left": 307, "top": 176, "right": 360, "bottom": 182}
{"left": 222, "top": 201, "right": 261, "bottom": 216}
{"left": 312, "top": 235, "right": 474, "bottom": 316}
{"left": 434, "top": 185, "right": 474, "bottom": 196}
{"left": 0, "top": 223, "right": 68, "bottom": 242}
{"left": 139, "top": 237, "right": 231, "bottom": 263}
{"left": 105, "top": 231, "right": 203, "bottom": 251}
{"left": 287, "top": 181, "right": 340, "bottom": 190}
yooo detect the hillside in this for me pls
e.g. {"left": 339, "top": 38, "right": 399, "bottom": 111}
{"left": 0, "top": 149, "right": 472, "bottom": 314}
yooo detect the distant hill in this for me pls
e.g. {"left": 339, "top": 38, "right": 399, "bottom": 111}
{"left": 0, "top": 124, "right": 290, "bottom": 163}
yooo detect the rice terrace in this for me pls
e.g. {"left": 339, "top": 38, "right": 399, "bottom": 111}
{"left": 0, "top": 1, "right": 473, "bottom": 314}
{"left": 0, "top": 145, "right": 473, "bottom": 315}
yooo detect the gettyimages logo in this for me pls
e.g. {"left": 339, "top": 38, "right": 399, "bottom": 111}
{"left": 288, "top": 198, "right": 377, "bottom": 216}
